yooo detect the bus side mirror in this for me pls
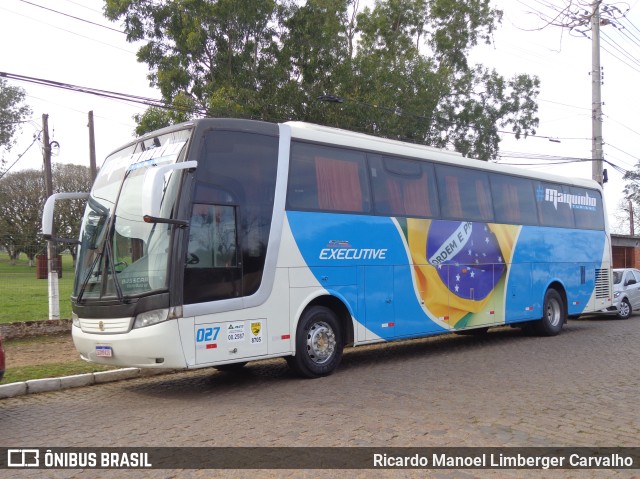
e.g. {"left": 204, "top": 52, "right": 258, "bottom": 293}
{"left": 142, "top": 161, "right": 198, "bottom": 219}
{"left": 42, "top": 192, "right": 90, "bottom": 240}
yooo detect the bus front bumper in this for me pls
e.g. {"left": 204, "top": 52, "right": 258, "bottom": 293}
{"left": 72, "top": 319, "right": 188, "bottom": 369}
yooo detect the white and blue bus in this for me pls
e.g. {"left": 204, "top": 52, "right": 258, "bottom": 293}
{"left": 43, "top": 119, "right": 613, "bottom": 377}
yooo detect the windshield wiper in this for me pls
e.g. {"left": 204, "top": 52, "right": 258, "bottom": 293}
{"left": 76, "top": 198, "right": 110, "bottom": 303}
{"left": 103, "top": 221, "right": 126, "bottom": 303}
{"left": 76, "top": 245, "right": 103, "bottom": 304}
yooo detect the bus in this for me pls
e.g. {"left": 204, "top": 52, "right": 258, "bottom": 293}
{"left": 42, "top": 118, "right": 613, "bottom": 378}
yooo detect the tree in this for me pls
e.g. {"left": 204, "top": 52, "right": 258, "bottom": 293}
{"left": 622, "top": 164, "right": 640, "bottom": 234}
{"left": 52, "top": 164, "right": 92, "bottom": 265}
{"left": 0, "top": 78, "right": 32, "bottom": 170}
{"left": 0, "top": 169, "right": 45, "bottom": 265}
{"left": 339, "top": 0, "right": 539, "bottom": 160}
{"left": 133, "top": 92, "right": 194, "bottom": 136}
{"left": 0, "top": 165, "right": 91, "bottom": 266}
{"left": 106, "top": 0, "right": 284, "bottom": 129}
{"left": 105, "top": 0, "right": 539, "bottom": 161}
{"left": 610, "top": 197, "right": 638, "bottom": 235}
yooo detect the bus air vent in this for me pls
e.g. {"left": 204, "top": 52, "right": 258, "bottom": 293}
{"left": 594, "top": 268, "right": 611, "bottom": 299}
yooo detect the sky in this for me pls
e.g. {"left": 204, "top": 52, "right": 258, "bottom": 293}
{"left": 1, "top": 0, "right": 639, "bottom": 233}
{"left": 470, "top": 0, "right": 640, "bottom": 233}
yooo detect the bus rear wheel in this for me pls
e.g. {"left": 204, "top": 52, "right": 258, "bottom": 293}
{"left": 531, "top": 288, "right": 565, "bottom": 336}
{"left": 288, "top": 306, "right": 343, "bottom": 378}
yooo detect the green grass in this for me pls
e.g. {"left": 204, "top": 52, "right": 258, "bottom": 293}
{"left": 2, "top": 362, "right": 115, "bottom": 384}
{"left": 1, "top": 336, "right": 117, "bottom": 384}
{"left": 0, "top": 252, "right": 75, "bottom": 323}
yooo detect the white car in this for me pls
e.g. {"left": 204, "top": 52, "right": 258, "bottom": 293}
{"left": 611, "top": 268, "right": 640, "bottom": 319}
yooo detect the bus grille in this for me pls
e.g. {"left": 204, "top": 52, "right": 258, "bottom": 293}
{"left": 594, "top": 268, "right": 611, "bottom": 299}
{"left": 80, "top": 317, "right": 133, "bottom": 334}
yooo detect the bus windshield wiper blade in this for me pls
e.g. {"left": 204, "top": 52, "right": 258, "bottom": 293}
{"left": 76, "top": 246, "right": 103, "bottom": 304}
{"left": 103, "top": 224, "right": 126, "bottom": 303}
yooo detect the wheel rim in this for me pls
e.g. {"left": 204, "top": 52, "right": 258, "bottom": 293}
{"left": 545, "top": 297, "right": 562, "bottom": 327}
{"left": 619, "top": 301, "right": 630, "bottom": 318}
{"left": 306, "top": 321, "right": 336, "bottom": 364}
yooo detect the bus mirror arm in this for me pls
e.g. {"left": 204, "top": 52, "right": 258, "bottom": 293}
{"left": 143, "top": 215, "right": 188, "bottom": 228}
{"left": 42, "top": 192, "right": 90, "bottom": 240}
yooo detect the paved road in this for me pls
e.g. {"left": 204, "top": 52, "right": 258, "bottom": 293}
{"left": 1, "top": 314, "right": 639, "bottom": 478}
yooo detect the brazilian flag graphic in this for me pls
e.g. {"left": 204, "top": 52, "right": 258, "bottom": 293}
{"left": 407, "top": 219, "right": 520, "bottom": 328}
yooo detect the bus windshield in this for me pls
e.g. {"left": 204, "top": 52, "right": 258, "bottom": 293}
{"left": 74, "top": 129, "right": 191, "bottom": 301}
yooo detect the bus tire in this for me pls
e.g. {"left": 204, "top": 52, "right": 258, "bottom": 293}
{"left": 532, "top": 288, "right": 565, "bottom": 336}
{"left": 289, "top": 306, "right": 343, "bottom": 378}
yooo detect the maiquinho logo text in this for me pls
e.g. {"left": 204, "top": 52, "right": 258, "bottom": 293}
{"left": 544, "top": 188, "right": 597, "bottom": 211}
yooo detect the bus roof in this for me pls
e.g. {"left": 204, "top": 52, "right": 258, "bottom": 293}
{"left": 111, "top": 118, "right": 602, "bottom": 193}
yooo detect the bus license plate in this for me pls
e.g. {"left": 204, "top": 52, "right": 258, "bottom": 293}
{"left": 95, "top": 346, "right": 113, "bottom": 357}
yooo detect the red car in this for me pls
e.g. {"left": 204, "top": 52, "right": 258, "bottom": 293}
{"left": 0, "top": 336, "right": 5, "bottom": 382}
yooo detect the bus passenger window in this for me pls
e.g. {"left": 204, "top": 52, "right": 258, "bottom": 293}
{"left": 369, "top": 155, "right": 438, "bottom": 218}
{"left": 315, "top": 156, "right": 364, "bottom": 212}
{"left": 571, "top": 187, "right": 604, "bottom": 230}
{"left": 436, "top": 165, "right": 494, "bottom": 222}
{"left": 490, "top": 175, "right": 538, "bottom": 225}
{"left": 536, "top": 182, "right": 576, "bottom": 228}
{"left": 287, "top": 142, "right": 371, "bottom": 213}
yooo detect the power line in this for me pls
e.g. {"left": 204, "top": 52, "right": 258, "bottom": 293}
{"left": 0, "top": 71, "right": 177, "bottom": 112}
{"left": 60, "top": 0, "right": 103, "bottom": 15}
{"left": 498, "top": 150, "right": 592, "bottom": 161}
{"left": 604, "top": 114, "right": 640, "bottom": 139}
{"left": 0, "top": 5, "right": 134, "bottom": 54}
{"left": 18, "top": 0, "right": 124, "bottom": 34}
{"left": 0, "top": 132, "right": 41, "bottom": 180}
{"left": 538, "top": 97, "right": 592, "bottom": 111}
{"left": 615, "top": 18, "right": 640, "bottom": 49}
{"left": 603, "top": 158, "right": 630, "bottom": 176}
{"left": 600, "top": 30, "right": 640, "bottom": 70}
{"left": 2, "top": 70, "right": 594, "bottom": 150}
{"left": 607, "top": 142, "right": 640, "bottom": 163}
{"left": 620, "top": 11, "right": 640, "bottom": 37}
{"left": 497, "top": 154, "right": 631, "bottom": 176}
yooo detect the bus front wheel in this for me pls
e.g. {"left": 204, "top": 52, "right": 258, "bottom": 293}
{"left": 288, "top": 306, "right": 344, "bottom": 378}
{"left": 531, "top": 288, "right": 565, "bottom": 336}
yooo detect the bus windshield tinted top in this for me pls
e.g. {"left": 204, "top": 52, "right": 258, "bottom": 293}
{"left": 74, "top": 129, "right": 191, "bottom": 301}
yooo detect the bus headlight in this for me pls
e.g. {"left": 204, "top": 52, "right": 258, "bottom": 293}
{"left": 133, "top": 308, "right": 169, "bottom": 329}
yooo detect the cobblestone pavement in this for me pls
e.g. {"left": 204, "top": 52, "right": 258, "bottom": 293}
{"left": 1, "top": 315, "right": 639, "bottom": 479}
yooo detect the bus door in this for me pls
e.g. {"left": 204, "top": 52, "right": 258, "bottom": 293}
{"left": 185, "top": 200, "right": 268, "bottom": 364}
{"left": 185, "top": 202, "right": 242, "bottom": 302}
{"left": 504, "top": 262, "right": 536, "bottom": 322}
{"left": 364, "top": 265, "right": 396, "bottom": 339}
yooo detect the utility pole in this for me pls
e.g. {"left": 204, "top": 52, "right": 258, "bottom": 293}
{"left": 591, "top": 1, "right": 605, "bottom": 185}
{"left": 88, "top": 110, "right": 97, "bottom": 181}
{"left": 42, "top": 113, "right": 60, "bottom": 320}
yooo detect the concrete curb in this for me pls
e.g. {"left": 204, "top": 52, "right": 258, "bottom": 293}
{"left": 0, "top": 368, "right": 175, "bottom": 400}
{"left": 0, "top": 320, "right": 177, "bottom": 399}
